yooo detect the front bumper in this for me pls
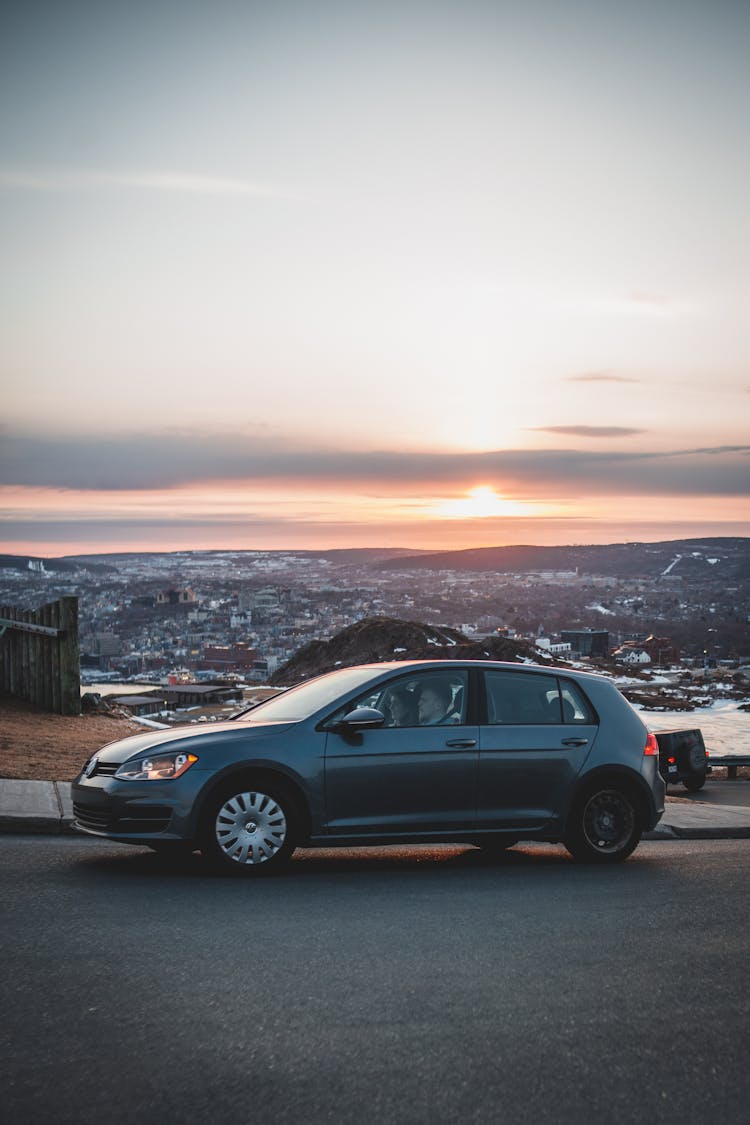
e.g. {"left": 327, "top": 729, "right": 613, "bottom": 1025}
{"left": 70, "top": 772, "right": 207, "bottom": 843}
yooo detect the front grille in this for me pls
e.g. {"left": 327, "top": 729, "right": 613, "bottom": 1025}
{"left": 73, "top": 802, "right": 172, "bottom": 834}
{"left": 94, "top": 762, "right": 120, "bottom": 777}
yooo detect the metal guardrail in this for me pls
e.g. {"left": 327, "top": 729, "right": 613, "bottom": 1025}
{"left": 709, "top": 755, "right": 750, "bottom": 780}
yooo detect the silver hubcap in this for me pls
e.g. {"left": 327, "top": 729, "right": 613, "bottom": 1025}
{"left": 215, "top": 791, "right": 287, "bottom": 865}
{"left": 582, "top": 790, "right": 634, "bottom": 853}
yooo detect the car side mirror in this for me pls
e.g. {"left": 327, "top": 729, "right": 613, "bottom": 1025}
{"left": 336, "top": 707, "right": 385, "bottom": 731}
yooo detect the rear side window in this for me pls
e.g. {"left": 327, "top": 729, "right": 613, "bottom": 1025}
{"left": 483, "top": 671, "right": 596, "bottom": 725}
{"left": 559, "top": 679, "right": 596, "bottom": 724}
{"left": 484, "top": 670, "right": 561, "bottom": 724}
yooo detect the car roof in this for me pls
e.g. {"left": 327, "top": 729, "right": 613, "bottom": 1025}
{"left": 336, "top": 659, "right": 606, "bottom": 681}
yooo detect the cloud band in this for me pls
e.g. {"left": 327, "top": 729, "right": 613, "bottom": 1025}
{"left": 1, "top": 431, "right": 748, "bottom": 497}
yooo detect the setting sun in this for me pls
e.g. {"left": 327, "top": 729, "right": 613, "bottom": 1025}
{"left": 434, "top": 486, "right": 535, "bottom": 520}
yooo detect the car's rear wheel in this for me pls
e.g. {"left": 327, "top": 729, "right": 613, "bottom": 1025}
{"left": 683, "top": 775, "right": 706, "bottom": 792}
{"left": 564, "top": 785, "right": 642, "bottom": 863}
{"left": 200, "top": 782, "right": 297, "bottom": 874}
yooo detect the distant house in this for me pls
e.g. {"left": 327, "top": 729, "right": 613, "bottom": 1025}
{"left": 106, "top": 694, "right": 166, "bottom": 716}
{"left": 614, "top": 634, "right": 679, "bottom": 666}
{"left": 641, "top": 634, "right": 680, "bottom": 665}
{"left": 162, "top": 684, "right": 242, "bottom": 707}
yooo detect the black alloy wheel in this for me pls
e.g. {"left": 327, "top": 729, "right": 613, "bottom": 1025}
{"left": 564, "top": 785, "right": 642, "bottom": 863}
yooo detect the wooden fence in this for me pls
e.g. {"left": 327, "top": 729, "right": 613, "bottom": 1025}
{"left": 0, "top": 596, "right": 80, "bottom": 715}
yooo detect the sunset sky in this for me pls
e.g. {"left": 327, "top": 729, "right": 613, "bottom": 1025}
{"left": 1, "top": 0, "right": 748, "bottom": 556}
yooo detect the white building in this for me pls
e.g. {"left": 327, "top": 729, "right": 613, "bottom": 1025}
{"left": 614, "top": 647, "right": 652, "bottom": 665}
{"left": 535, "top": 638, "right": 573, "bottom": 657}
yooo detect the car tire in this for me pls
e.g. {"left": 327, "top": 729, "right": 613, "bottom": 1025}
{"left": 200, "top": 781, "right": 297, "bottom": 875}
{"left": 564, "top": 784, "right": 642, "bottom": 863}
{"left": 683, "top": 775, "right": 706, "bottom": 792}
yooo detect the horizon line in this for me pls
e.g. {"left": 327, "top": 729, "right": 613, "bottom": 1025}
{"left": 2, "top": 532, "right": 748, "bottom": 562}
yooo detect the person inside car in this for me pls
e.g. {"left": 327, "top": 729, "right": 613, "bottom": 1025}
{"left": 417, "top": 679, "right": 461, "bottom": 725}
{"left": 387, "top": 687, "right": 419, "bottom": 727}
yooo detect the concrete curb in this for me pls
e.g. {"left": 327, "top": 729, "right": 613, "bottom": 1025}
{"left": 644, "top": 824, "right": 750, "bottom": 840}
{"left": 0, "top": 781, "right": 75, "bottom": 835}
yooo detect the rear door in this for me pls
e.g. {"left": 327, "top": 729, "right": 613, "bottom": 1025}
{"left": 477, "top": 669, "right": 597, "bottom": 830}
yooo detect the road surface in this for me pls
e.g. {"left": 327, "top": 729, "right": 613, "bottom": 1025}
{"left": 2, "top": 836, "right": 748, "bottom": 1124}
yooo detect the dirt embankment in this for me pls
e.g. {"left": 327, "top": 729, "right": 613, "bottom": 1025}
{"left": 0, "top": 694, "right": 144, "bottom": 781}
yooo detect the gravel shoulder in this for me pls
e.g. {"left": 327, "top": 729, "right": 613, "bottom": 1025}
{"left": 0, "top": 694, "right": 144, "bottom": 781}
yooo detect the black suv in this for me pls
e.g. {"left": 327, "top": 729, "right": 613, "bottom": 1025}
{"left": 656, "top": 728, "right": 709, "bottom": 792}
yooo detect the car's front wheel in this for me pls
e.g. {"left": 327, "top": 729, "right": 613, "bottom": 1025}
{"left": 564, "top": 785, "right": 642, "bottom": 863}
{"left": 200, "top": 782, "right": 297, "bottom": 874}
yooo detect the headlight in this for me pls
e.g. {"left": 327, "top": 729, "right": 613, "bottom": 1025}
{"left": 115, "top": 752, "right": 198, "bottom": 781}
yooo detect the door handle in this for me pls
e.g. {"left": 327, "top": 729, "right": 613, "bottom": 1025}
{"left": 561, "top": 738, "right": 589, "bottom": 747}
{"left": 446, "top": 739, "right": 477, "bottom": 748}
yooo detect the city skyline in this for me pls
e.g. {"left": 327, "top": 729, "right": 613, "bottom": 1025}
{"left": 1, "top": 1, "right": 748, "bottom": 556}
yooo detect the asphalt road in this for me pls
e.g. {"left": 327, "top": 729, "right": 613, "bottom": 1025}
{"left": 2, "top": 836, "right": 749, "bottom": 1125}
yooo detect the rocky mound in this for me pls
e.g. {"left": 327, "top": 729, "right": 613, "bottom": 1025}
{"left": 271, "top": 616, "right": 545, "bottom": 685}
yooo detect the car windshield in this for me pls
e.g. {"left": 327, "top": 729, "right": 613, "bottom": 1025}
{"left": 240, "top": 666, "right": 384, "bottom": 723}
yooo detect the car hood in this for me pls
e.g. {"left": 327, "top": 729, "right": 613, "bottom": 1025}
{"left": 92, "top": 719, "right": 297, "bottom": 764}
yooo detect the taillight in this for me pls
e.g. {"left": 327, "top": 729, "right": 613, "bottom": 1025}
{"left": 644, "top": 733, "right": 659, "bottom": 756}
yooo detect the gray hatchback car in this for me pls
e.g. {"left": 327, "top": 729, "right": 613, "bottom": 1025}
{"left": 71, "top": 660, "right": 665, "bottom": 872}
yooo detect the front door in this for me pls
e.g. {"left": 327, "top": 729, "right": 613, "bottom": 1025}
{"left": 324, "top": 669, "right": 478, "bottom": 835}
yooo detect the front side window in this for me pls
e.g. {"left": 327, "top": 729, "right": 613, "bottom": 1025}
{"left": 327, "top": 670, "right": 469, "bottom": 728}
